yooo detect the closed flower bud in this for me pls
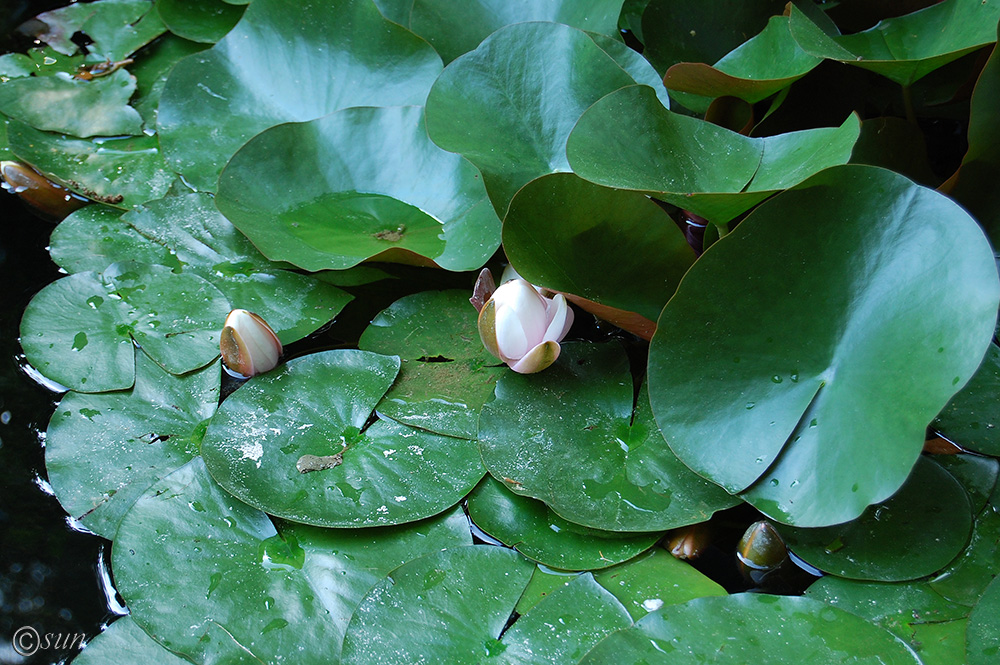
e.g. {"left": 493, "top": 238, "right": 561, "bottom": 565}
{"left": 220, "top": 309, "right": 282, "bottom": 379}
{"left": 477, "top": 278, "right": 573, "bottom": 374}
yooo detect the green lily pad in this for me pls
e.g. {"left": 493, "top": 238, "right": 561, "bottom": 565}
{"left": 32, "top": 0, "right": 166, "bottom": 60}
{"left": 779, "top": 457, "right": 973, "bottom": 582}
{"left": 806, "top": 576, "right": 971, "bottom": 665}
{"left": 647, "top": 165, "right": 1000, "bottom": 526}
{"left": 424, "top": 21, "right": 648, "bottom": 216}
{"left": 934, "top": 343, "right": 1000, "bottom": 456}
{"left": 342, "top": 546, "right": 630, "bottom": 665}
{"left": 50, "top": 194, "right": 353, "bottom": 344}
{"left": 21, "top": 262, "right": 230, "bottom": 392}
{"left": 930, "top": 485, "right": 1000, "bottom": 606}
{"left": 216, "top": 105, "right": 500, "bottom": 272}
{"left": 502, "top": 173, "right": 695, "bottom": 322}
{"left": 113, "top": 458, "right": 471, "bottom": 665}
{"left": 566, "top": 85, "right": 861, "bottom": 224}
{"left": 479, "top": 342, "right": 740, "bottom": 532}
{"left": 155, "top": 0, "right": 245, "bottom": 43}
{"left": 408, "top": 0, "right": 626, "bottom": 63}
{"left": 7, "top": 119, "right": 174, "bottom": 208}
{"left": 72, "top": 617, "right": 191, "bottom": 665}
{"left": 664, "top": 16, "right": 821, "bottom": 108}
{"left": 358, "top": 289, "right": 503, "bottom": 439}
{"left": 467, "top": 476, "right": 662, "bottom": 571}
{"left": 788, "top": 0, "right": 1000, "bottom": 87}
{"left": 46, "top": 352, "right": 219, "bottom": 539}
{"left": 934, "top": 453, "right": 1000, "bottom": 515}
{"left": 579, "top": 594, "right": 922, "bottom": 664}
{"left": 967, "top": 574, "right": 1000, "bottom": 665}
{"left": 128, "top": 33, "right": 207, "bottom": 127}
{"left": 202, "top": 350, "right": 486, "bottom": 527}
{"left": 0, "top": 67, "right": 142, "bottom": 138}
{"left": 157, "top": 0, "right": 443, "bottom": 191}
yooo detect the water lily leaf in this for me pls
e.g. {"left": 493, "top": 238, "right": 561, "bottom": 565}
{"left": 647, "top": 165, "right": 1000, "bottom": 527}
{"left": 113, "top": 458, "right": 471, "bottom": 665}
{"left": 467, "top": 476, "right": 662, "bottom": 571}
{"left": 789, "top": 0, "right": 1000, "bottom": 87}
{"left": 579, "top": 594, "right": 922, "bottom": 664}
{"left": 46, "top": 352, "right": 218, "bottom": 539}
{"left": 202, "top": 350, "right": 486, "bottom": 527}
{"left": 408, "top": 0, "right": 626, "bottom": 63}
{"left": 216, "top": 105, "right": 500, "bottom": 272}
{"left": 21, "top": 262, "right": 230, "bottom": 392}
{"left": 930, "top": 484, "right": 1000, "bottom": 606}
{"left": 586, "top": 32, "right": 674, "bottom": 110}
{"left": 50, "top": 194, "right": 353, "bottom": 344}
{"left": 0, "top": 67, "right": 142, "bottom": 138}
{"left": 72, "top": 617, "right": 191, "bottom": 665}
{"left": 129, "top": 33, "right": 207, "bottom": 128}
{"left": 934, "top": 454, "right": 1000, "bottom": 515}
{"left": 779, "top": 457, "right": 973, "bottom": 582}
{"left": 934, "top": 342, "right": 1000, "bottom": 456}
{"left": 967, "top": 574, "right": 1000, "bottom": 665}
{"left": 342, "top": 546, "right": 629, "bottom": 665}
{"left": 664, "top": 16, "right": 821, "bottom": 108}
{"left": 31, "top": 0, "right": 166, "bottom": 60}
{"left": 424, "top": 22, "right": 647, "bottom": 216}
{"left": 567, "top": 85, "right": 861, "bottom": 224}
{"left": 502, "top": 173, "right": 695, "bottom": 323}
{"left": 157, "top": 0, "right": 443, "bottom": 191}
{"left": 850, "top": 116, "right": 938, "bottom": 188}
{"left": 7, "top": 119, "right": 174, "bottom": 208}
{"left": 358, "top": 289, "right": 503, "bottom": 439}
{"left": 372, "top": 0, "right": 414, "bottom": 25}
{"left": 806, "top": 576, "right": 971, "bottom": 665}
{"left": 479, "top": 342, "right": 740, "bottom": 532}
{"left": 155, "top": 0, "right": 245, "bottom": 43}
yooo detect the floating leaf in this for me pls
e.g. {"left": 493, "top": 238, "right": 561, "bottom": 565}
{"left": 779, "top": 457, "right": 973, "bottom": 581}
{"left": 934, "top": 342, "right": 1000, "bottom": 456}
{"left": 930, "top": 486, "right": 1000, "bottom": 606}
{"left": 202, "top": 350, "right": 486, "bottom": 527}
{"left": 46, "top": 352, "right": 218, "bottom": 539}
{"left": 154, "top": 0, "right": 245, "bottom": 43}
{"left": 788, "top": 0, "right": 1000, "bottom": 87}
{"left": 72, "top": 617, "right": 191, "bottom": 665}
{"left": 567, "top": 85, "right": 861, "bottom": 224}
{"left": 967, "top": 575, "right": 1000, "bottom": 665}
{"left": 579, "top": 594, "right": 921, "bottom": 664}
{"left": 647, "top": 165, "right": 1000, "bottom": 526}
{"left": 31, "top": 0, "right": 166, "bottom": 60}
{"left": 7, "top": 119, "right": 174, "bottom": 207}
{"left": 128, "top": 33, "right": 207, "bottom": 127}
{"left": 467, "top": 476, "right": 662, "bottom": 570}
{"left": 113, "top": 458, "right": 471, "bottom": 664}
{"left": 358, "top": 289, "right": 503, "bottom": 439}
{"left": 21, "top": 262, "right": 229, "bottom": 392}
{"left": 157, "top": 0, "right": 443, "bottom": 191}
{"left": 216, "top": 105, "right": 500, "bottom": 271}
{"left": 479, "top": 342, "right": 740, "bottom": 532}
{"left": 424, "top": 22, "right": 649, "bottom": 215}
{"left": 50, "top": 194, "right": 353, "bottom": 344}
{"left": 934, "top": 454, "right": 1000, "bottom": 515}
{"left": 502, "top": 173, "right": 695, "bottom": 322}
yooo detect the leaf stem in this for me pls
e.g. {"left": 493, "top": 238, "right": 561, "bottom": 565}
{"left": 901, "top": 84, "right": 917, "bottom": 127}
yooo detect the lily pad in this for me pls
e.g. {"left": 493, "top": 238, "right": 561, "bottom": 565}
{"left": 408, "top": 0, "right": 626, "bottom": 63}
{"left": 934, "top": 453, "right": 1000, "bottom": 515}
{"left": 155, "top": 0, "right": 245, "bottom": 43}
{"left": 579, "top": 594, "right": 922, "bottom": 664}
{"left": 201, "top": 350, "right": 486, "bottom": 527}
{"left": 21, "top": 262, "right": 230, "bottom": 392}
{"left": 424, "top": 21, "right": 648, "bottom": 215}
{"left": 566, "top": 85, "right": 861, "bottom": 224}
{"left": 967, "top": 574, "right": 1000, "bottom": 665}
{"left": 502, "top": 173, "right": 695, "bottom": 323}
{"left": 31, "top": 0, "right": 166, "bottom": 60}
{"left": 46, "top": 352, "right": 219, "bottom": 539}
{"left": 358, "top": 289, "right": 502, "bottom": 439}
{"left": 72, "top": 617, "right": 192, "bottom": 665}
{"left": 341, "top": 546, "right": 631, "bottom": 665}
{"left": 113, "top": 458, "right": 471, "bottom": 665}
{"left": 7, "top": 119, "right": 174, "bottom": 208}
{"left": 788, "top": 0, "right": 1000, "bottom": 87}
{"left": 467, "top": 476, "right": 662, "bottom": 571}
{"left": 647, "top": 165, "right": 1000, "bottom": 526}
{"left": 779, "top": 457, "right": 973, "bottom": 582}
{"left": 49, "top": 194, "right": 353, "bottom": 344}
{"left": 930, "top": 485, "right": 1000, "bottom": 606}
{"left": 216, "top": 105, "right": 500, "bottom": 272}
{"left": 157, "top": 0, "right": 443, "bottom": 191}
{"left": 128, "top": 33, "right": 208, "bottom": 128}
{"left": 479, "top": 342, "right": 740, "bottom": 532}
{"left": 933, "top": 342, "right": 1000, "bottom": 456}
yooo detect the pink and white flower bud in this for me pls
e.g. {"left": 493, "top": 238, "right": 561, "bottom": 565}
{"left": 220, "top": 309, "right": 282, "bottom": 379}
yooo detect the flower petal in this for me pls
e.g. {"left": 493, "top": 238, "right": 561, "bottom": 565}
{"left": 508, "top": 340, "right": 561, "bottom": 374}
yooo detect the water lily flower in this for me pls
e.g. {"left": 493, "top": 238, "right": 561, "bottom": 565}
{"left": 478, "top": 278, "right": 574, "bottom": 374}
{"left": 220, "top": 309, "right": 282, "bottom": 378}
